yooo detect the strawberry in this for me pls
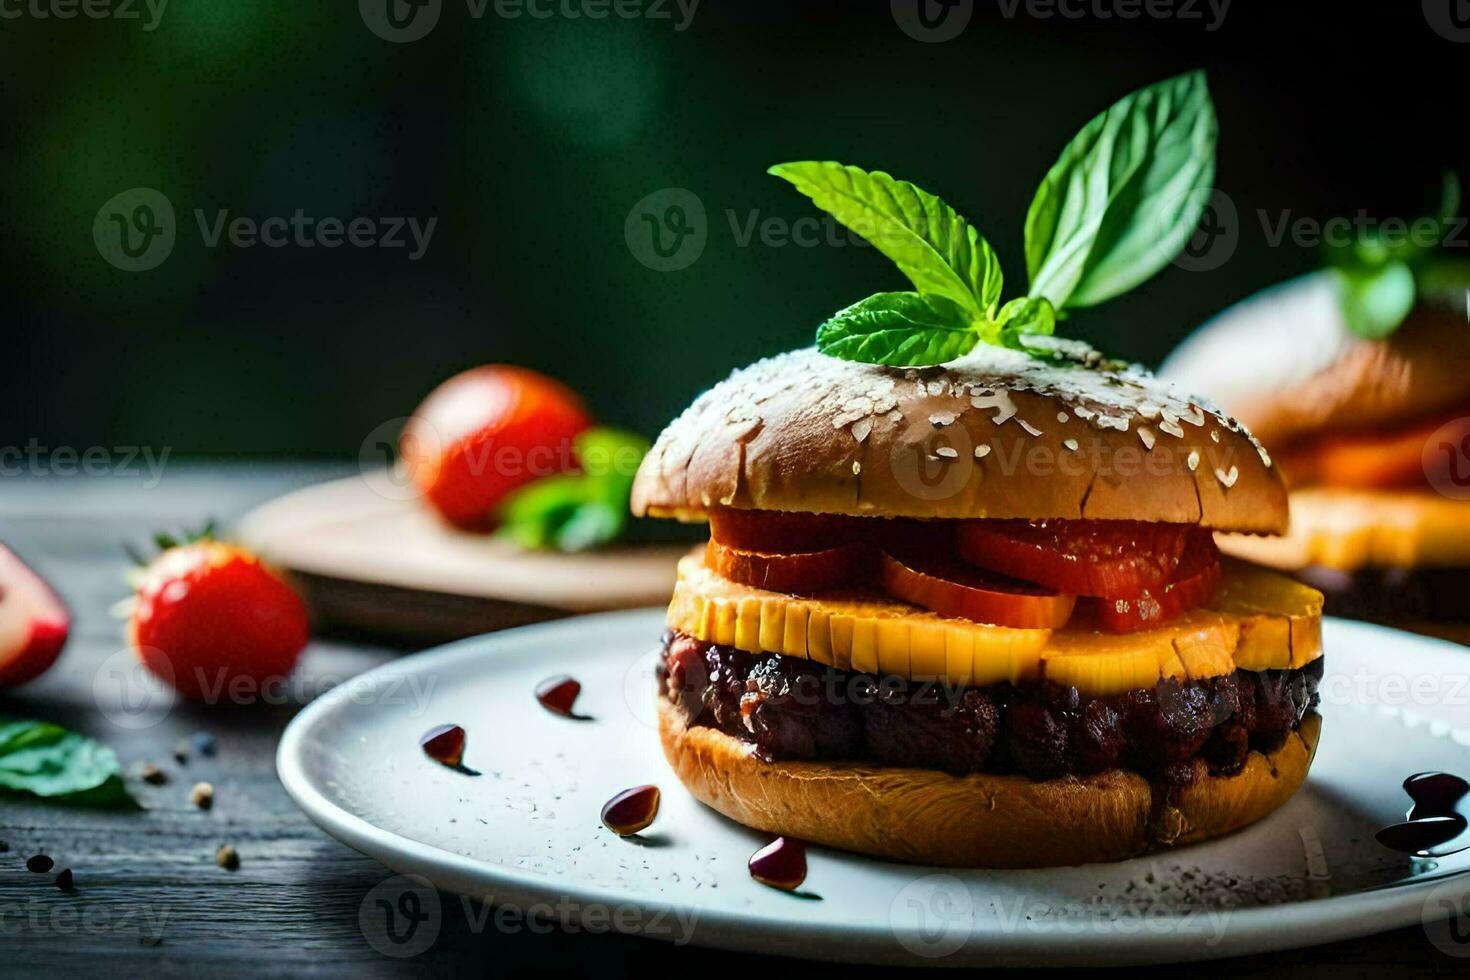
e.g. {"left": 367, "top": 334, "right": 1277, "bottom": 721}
{"left": 126, "top": 530, "right": 308, "bottom": 701}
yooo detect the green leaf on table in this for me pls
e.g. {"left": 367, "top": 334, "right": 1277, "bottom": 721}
{"left": 495, "top": 428, "right": 649, "bottom": 552}
{"left": 816, "top": 291, "right": 981, "bottom": 366}
{"left": 0, "top": 719, "right": 136, "bottom": 808}
{"left": 1024, "top": 70, "right": 1217, "bottom": 309}
{"left": 1334, "top": 261, "right": 1417, "bottom": 340}
{"left": 768, "top": 161, "right": 1003, "bottom": 316}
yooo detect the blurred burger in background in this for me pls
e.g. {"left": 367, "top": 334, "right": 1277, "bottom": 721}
{"left": 1162, "top": 173, "right": 1470, "bottom": 625}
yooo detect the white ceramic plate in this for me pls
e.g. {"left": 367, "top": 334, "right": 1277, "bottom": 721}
{"left": 278, "top": 611, "right": 1470, "bottom": 966}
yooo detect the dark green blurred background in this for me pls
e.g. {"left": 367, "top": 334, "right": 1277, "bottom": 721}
{"left": 3, "top": 0, "right": 1466, "bottom": 458}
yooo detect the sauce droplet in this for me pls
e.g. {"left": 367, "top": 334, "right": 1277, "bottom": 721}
{"left": 1376, "top": 771, "right": 1470, "bottom": 857}
{"left": 748, "top": 837, "right": 807, "bottom": 891}
{"left": 26, "top": 854, "right": 54, "bottom": 874}
{"left": 420, "top": 724, "right": 477, "bottom": 774}
{"left": 601, "top": 785, "right": 659, "bottom": 836}
{"left": 1407, "top": 772, "right": 1469, "bottom": 817}
{"left": 535, "top": 675, "right": 589, "bottom": 719}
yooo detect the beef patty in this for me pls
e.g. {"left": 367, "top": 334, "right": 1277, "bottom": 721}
{"left": 657, "top": 630, "right": 1322, "bottom": 785}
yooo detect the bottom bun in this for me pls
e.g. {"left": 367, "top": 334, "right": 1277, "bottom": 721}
{"left": 657, "top": 699, "right": 1321, "bottom": 868}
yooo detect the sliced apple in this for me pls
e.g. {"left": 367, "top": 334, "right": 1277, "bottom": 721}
{"left": 0, "top": 545, "right": 71, "bottom": 687}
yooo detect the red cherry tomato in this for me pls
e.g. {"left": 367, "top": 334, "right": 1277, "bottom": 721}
{"left": 401, "top": 366, "right": 592, "bottom": 531}
{"left": 1092, "top": 534, "right": 1222, "bottom": 632}
{"left": 706, "top": 540, "right": 871, "bottom": 594}
{"left": 957, "top": 519, "right": 1193, "bottom": 598}
{"left": 707, "top": 508, "right": 873, "bottom": 554}
{"left": 879, "top": 551, "right": 1076, "bottom": 630}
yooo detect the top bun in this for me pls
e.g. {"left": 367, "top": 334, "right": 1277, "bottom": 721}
{"left": 1162, "top": 272, "right": 1470, "bottom": 448}
{"left": 632, "top": 344, "right": 1287, "bottom": 533}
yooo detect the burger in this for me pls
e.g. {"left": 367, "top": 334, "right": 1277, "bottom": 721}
{"left": 629, "top": 74, "right": 1324, "bottom": 868}
{"left": 1162, "top": 194, "right": 1470, "bottom": 625}
{"left": 631, "top": 345, "right": 1323, "bottom": 868}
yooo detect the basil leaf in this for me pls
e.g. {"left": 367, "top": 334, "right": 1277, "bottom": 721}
{"left": 495, "top": 428, "right": 648, "bottom": 552}
{"left": 1025, "top": 71, "right": 1217, "bottom": 309}
{"left": 816, "top": 291, "right": 979, "bottom": 366}
{"left": 550, "top": 498, "right": 625, "bottom": 553}
{"left": 996, "top": 295, "right": 1057, "bottom": 347}
{"left": 1419, "top": 256, "right": 1470, "bottom": 308}
{"left": 0, "top": 719, "right": 136, "bottom": 807}
{"left": 497, "top": 476, "right": 623, "bottom": 552}
{"left": 1326, "top": 170, "right": 1462, "bottom": 271}
{"left": 1430, "top": 169, "right": 1462, "bottom": 247}
{"left": 1335, "top": 261, "right": 1416, "bottom": 340}
{"left": 769, "top": 161, "right": 1003, "bottom": 316}
{"left": 572, "top": 427, "right": 649, "bottom": 485}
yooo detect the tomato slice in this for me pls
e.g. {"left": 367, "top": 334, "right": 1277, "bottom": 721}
{"left": 1092, "top": 535, "right": 1222, "bottom": 632}
{"left": 956, "top": 520, "right": 1193, "bottom": 598}
{"left": 708, "top": 509, "right": 873, "bottom": 554}
{"left": 706, "top": 540, "right": 871, "bottom": 594}
{"left": 879, "top": 551, "right": 1076, "bottom": 630}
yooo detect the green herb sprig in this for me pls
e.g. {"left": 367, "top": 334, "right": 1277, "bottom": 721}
{"left": 1324, "top": 170, "right": 1464, "bottom": 339}
{"left": 770, "top": 71, "right": 1217, "bottom": 366}
{"left": 495, "top": 427, "right": 649, "bottom": 553}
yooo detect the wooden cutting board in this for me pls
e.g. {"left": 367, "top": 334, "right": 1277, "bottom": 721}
{"left": 236, "top": 472, "right": 690, "bottom": 645}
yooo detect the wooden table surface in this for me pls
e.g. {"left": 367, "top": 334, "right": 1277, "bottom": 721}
{"left": 0, "top": 464, "right": 1464, "bottom": 977}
